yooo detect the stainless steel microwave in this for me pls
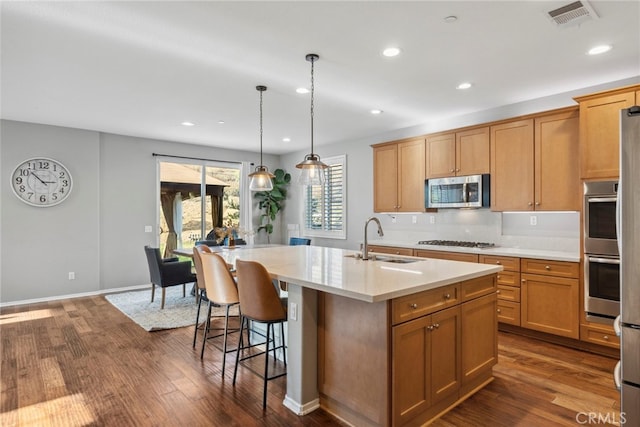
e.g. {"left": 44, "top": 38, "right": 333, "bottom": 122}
{"left": 425, "top": 174, "right": 490, "bottom": 208}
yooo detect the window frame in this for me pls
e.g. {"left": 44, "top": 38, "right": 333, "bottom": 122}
{"left": 301, "top": 154, "right": 347, "bottom": 240}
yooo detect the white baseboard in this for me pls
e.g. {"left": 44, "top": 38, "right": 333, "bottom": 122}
{"left": 283, "top": 395, "right": 320, "bottom": 416}
{"left": 0, "top": 284, "right": 149, "bottom": 308}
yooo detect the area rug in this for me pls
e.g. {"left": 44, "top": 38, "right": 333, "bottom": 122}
{"left": 105, "top": 286, "right": 238, "bottom": 332}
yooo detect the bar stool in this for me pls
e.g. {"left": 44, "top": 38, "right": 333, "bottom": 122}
{"left": 233, "top": 259, "right": 287, "bottom": 410}
{"left": 199, "top": 252, "right": 240, "bottom": 374}
{"left": 192, "top": 244, "right": 212, "bottom": 348}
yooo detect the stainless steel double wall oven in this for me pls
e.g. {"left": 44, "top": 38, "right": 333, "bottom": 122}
{"left": 583, "top": 180, "right": 620, "bottom": 323}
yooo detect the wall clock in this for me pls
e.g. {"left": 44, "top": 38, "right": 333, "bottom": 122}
{"left": 11, "top": 157, "right": 73, "bottom": 207}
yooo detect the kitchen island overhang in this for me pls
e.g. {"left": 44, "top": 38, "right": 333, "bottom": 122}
{"left": 219, "top": 246, "right": 502, "bottom": 426}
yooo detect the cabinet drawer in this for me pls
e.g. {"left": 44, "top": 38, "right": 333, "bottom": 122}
{"left": 580, "top": 324, "right": 620, "bottom": 349}
{"left": 461, "top": 275, "right": 497, "bottom": 302}
{"left": 479, "top": 255, "right": 520, "bottom": 272}
{"left": 392, "top": 284, "right": 460, "bottom": 325}
{"left": 368, "top": 245, "right": 414, "bottom": 256}
{"left": 496, "top": 271, "right": 520, "bottom": 287}
{"left": 521, "top": 258, "right": 579, "bottom": 278}
{"left": 415, "top": 250, "right": 479, "bottom": 263}
{"left": 497, "top": 285, "right": 520, "bottom": 302}
{"left": 497, "top": 301, "right": 520, "bottom": 326}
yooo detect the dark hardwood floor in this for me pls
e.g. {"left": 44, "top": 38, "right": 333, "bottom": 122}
{"left": 1, "top": 294, "right": 620, "bottom": 426}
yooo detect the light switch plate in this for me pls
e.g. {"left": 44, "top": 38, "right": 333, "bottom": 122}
{"left": 145, "top": 225, "right": 152, "bottom": 233}
{"left": 290, "top": 302, "right": 298, "bottom": 321}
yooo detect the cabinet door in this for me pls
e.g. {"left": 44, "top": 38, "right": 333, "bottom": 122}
{"left": 579, "top": 91, "right": 635, "bottom": 179}
{"left": 490, "top": 119, "right": 534, "bottom": 211}
{"left": 456, "top": 126, "right": 490, "bottom": 176}
{"left": 521, "top": 273, "right": 579, "bottom": 338}
{"left": 430, "top": 306, "right": 461, "bottom": 405}
{"left": 392, "top": 316, "right": 431, "bottom": 426}
{"left": 461, "top": 292, "right": 497, "bottom": 389}
{"left": 398, "top": 138, "right": 426, "bottom": 212}
{"left": 426, "top": 133, "right": 455, "bottom": 178}
{"left": 373, "top": 143, "right": 398, "bottom": 212}
{"left": 534, "top": 111, "right": 580, "bottom": 211}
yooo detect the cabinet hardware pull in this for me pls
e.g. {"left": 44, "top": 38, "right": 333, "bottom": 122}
{"left": 545, "top": 265, "right": 551, "bottom": 270}
{"left": 521, "top": 279, "right": 525, "bottom": 283}
{"left": 450, "top": 169, "right": 454, "bottom": 173}
{"left": 603, "top": 335, "right": 609, "bottom": 340}
{"left": 535, "top": 202, "right": 540, "bottom": 206}
{"left": 409, "top": 303, "right": 418, "bottom": 309}
{"left": 496, "top": 261, "right": 501, "bottom": 264}
{"left": 528, "top": 202, "right": 533, "bottom": 206}
{"left": 433, "top": 323, "right": 440, "bottom": 329}
{"left": 496, "top": 290, "right": 501, "bottom": 294}
{"left": 497, "top": 275, "right": 501, "bottom": 279}
{"left": 427, "top": 325, "right": 434, "bottom": 331}
{"left": 497, "top": 308, "right": 502, "bottom": 313}
{"left": 444, "top": 293, "right": 451, "bottom": 300}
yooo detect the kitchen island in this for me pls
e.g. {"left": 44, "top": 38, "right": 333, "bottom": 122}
{"left": 220, "top": 245, "right": 501, "bottom": 427}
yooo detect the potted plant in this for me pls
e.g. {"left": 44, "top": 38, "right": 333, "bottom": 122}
{"left": 254, "top": 168, "right": 291, "bottom": 243}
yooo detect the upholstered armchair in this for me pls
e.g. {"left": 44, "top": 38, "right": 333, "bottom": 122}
{"left": 144, "top": 246, "right": 196, "bottom": 309}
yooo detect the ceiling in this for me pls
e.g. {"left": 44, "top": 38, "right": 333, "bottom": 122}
{"left": 2, "top": 1, "right": 639, "bottom": 155}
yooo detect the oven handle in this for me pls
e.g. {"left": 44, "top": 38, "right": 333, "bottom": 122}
{"left": 587, "top": 256, "right": 621, "bottom": 265}
{"left": 587, "top": 197, "right": 617, "bottom": 203}
{"left": 614, "top": 360, "right": 621, "bottom": 391}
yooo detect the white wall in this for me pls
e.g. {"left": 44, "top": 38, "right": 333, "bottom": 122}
{"left": 1, "top": 120, "right": 280, "bottom": 304}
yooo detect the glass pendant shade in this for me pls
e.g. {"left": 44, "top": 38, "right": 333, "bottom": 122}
{"left": 250, "top": 85, "right": 274, "bottom": 191}
{"left": 249, "top": 166, "right": 274, "bottom": 191}
{"left": 296, "top": 53, "right": 328, "bottom": 185}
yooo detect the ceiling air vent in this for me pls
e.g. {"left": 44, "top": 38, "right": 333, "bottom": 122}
{"left": 547, "top": 1, "right": 599, "bottom": 28}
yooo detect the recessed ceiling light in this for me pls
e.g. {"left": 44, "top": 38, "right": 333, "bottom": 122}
{"left": 283, "top": 137, "right": 291, "bottom": 142}
{"left": 181, "top": 121, "right": 195, "bottom": 126}
{"left": 371, "top": 109, "right": 383, "bottom": 115}
{"left": 444, "top": 15, "right": 458, "bottom": 23}
{"left": 382, "top": 47, "right": 401, "bottom": 57}
{"left": 456, "top": 82, "right": 472, "bottom": 90}
{"left": 218, "top": 120, "right": 225, "bottom": 124}
{"left": 588, "top": 44, "right": 612, "bottom": 55}
{"left": 296, "top": 87, "right": 309, "bottom": 94}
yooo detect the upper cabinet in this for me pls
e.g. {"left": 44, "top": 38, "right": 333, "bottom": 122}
{"left": 373, "top": 137, "right": 425, "bottom": 212}
{"left": 425, "top": 127, "right": 490, "bottom": 178}
{"left": 490, "top": 109, "right": 580, "bottom": 211}
{"left": 574, "top": 85, "right": 640, "bottom": 179}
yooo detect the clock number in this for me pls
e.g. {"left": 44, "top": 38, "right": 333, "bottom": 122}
{"left": 18, "top": 185, "right": 26, "bottom": 192}
{"left": 39, "top": 195, "right": 47, "bottom": 203}
{"left": 52, "top": 193, "right": 58, "bottom": 201}
{"left": 19, "top": 168, "right": 30, "bottom": 177}
{"left": 59, "top": 187, "right": 65, "bottom": 194}
{"left": 62, "top": 179, "right": 69, "bottom": 187}
{"left": 39, "top": 161, "right": 50, "bottom": 169}
{"left": 27, "top": 192, "right": 34, "bottom": 200}
{"left": 15, "top": 177, "right": 23, "bottom": 185}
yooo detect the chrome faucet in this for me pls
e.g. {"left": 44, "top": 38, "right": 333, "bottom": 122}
{"left": 362, "top": 216, "right": 384, "bottom": 260}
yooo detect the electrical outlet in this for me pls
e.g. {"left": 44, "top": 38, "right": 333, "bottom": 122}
{"left": 68, "top": 272, "right": 75, "bottom": 280}
{"left": 391, "top": 216, "right": 396, "bottom": 224}
{"left": 530, "top": 215, "right": 537, "bottom": 226}
{"left": 289, "top": 302, "right": 298, "bottom": 321}
{"left": 145, "top": 225, "right": 152, "bottom": 233}
{"left": 412, "top": 215, "right": 417, "bottom": 224}
{"left": 430, "top": 215, "right": 436, "bottom": 224}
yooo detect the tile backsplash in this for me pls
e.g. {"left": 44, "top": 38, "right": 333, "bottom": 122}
{"left": 375, "top": 209, "right": 579, "bottom": 253}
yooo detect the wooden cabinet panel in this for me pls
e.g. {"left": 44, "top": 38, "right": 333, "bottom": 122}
{"left": 576, "top": 89, "right": 636, "bottom": 179}
{"left": 430, "top": 307, "right": 461, "bottom": 405}
{"left": 461, "top": 292, "right": 498, "bottom": 389}
{"left": 373, "top": 144, "right": 398, "bottom": 212}
{"left": 426, "top": 127, "right": 489, "bottom": 178}
{"left": 392, "top": 284, "right": 460, "bottom": 325}
{"left": 415, "top": 250, "right": 479, "bottom": 263}
{"left": 521, "top": 258, "right": 579, "bottom": 278}
{"left": 460, "top": 274, "right": 497, "bottom": 302}
{"left": 490, "top": 119, "right": 535, "bottom": 211}
{"left": 456, "top": 126, "right": 490, "bottom": 176}
{"left": 373, "top": 138, "right": 425, "bottom": 212}
{"left": 367, "top": 245, "right": 414, "bottom": 256}
{"left": 495, "top": 271, "right": 521, "bottom": 287}
{"left": 426, "top": 132, "right": 455, "bottom": 178}
{"left": 497, "top": 300, "right": 521, "bottom": 326}
{"left": 580, "top": 324, "right": 620, "bottom": 349}
{"left": 479, "top": 255, "right": 520, "bottom": 272}
{"left": 534, "top": 110, "right": 580, "bottom": 211}
{"left": 521, "top": 273, "right": 579, "bottom": 339}
{"left": 497, "top": 285, "right": 520, "bottom": 302}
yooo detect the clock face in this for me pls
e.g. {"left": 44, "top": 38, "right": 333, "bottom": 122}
{"left": 11, "top": 157, "right": 73, "bottom": 207}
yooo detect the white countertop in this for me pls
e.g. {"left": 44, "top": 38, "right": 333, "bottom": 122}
{"left": 368, "top": 240, "right": 580, "bottom": 262}
{"left": 217, "top": 245, "right": 501, "bottom": 303}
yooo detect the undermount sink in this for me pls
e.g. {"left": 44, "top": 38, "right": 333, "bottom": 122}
{"left": 344, "top": 254, "right": 419, "bottom": 264}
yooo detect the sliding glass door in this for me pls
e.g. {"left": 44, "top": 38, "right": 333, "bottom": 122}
{"left": 158, "top": 159, "right": 242, "bottom": 257}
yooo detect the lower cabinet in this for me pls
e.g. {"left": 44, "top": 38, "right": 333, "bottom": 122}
{"left": 391, "top": 276, "right": 497, "bottom": 426}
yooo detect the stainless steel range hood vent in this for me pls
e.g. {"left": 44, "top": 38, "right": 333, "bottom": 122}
{"left": 547, "top": 1, "right": 598, "bottom": 28}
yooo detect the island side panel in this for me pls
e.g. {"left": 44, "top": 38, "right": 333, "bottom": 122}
{"left": 318, "top": 292, "right": 391, "bottom": 427}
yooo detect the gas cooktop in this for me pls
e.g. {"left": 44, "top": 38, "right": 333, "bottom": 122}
{"left": 417, "top": 240, "right": 497, "bottom": 249}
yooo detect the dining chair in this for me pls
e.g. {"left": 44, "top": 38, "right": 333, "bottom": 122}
{"left": 192, "top": 244, "right": 213, "bottom": 348}
{"left": 233, "top": 259, "right": 287, "bottom": 410}
{"left": 143, "top": 246, "right": 196, "bottom": 309}
{"left": 199, "top": 252, "right": 241, "bottom": 373}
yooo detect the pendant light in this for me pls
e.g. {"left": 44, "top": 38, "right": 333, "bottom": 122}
{"left": 249, "top": 85, "right": 275, "bottom": 191}
{"left": 296, "top": 53, "right": 328, "bottom": 185}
